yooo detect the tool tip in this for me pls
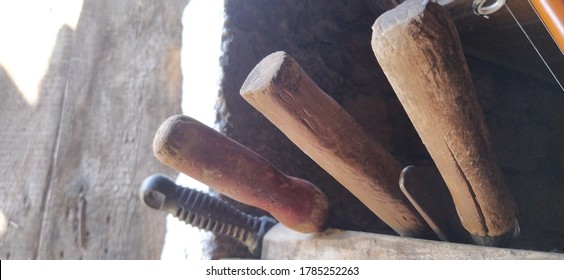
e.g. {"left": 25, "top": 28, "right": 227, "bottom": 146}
{"left": 471, "top": 219, "right": 520, "bottom": 247}
{"left": 140, "top": 174, "right": 177, "bottom": 210}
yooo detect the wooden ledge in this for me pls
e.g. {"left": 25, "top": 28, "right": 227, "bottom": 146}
{"left": 261, "top": 224, "right": 564, "bottom": 260}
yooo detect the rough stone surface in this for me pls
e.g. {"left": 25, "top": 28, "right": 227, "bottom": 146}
{"left": 469, "top": 58, "right": 564, "bottom": 252}
{"left": 217, "top": 0, "right": 564, "bottom": 258}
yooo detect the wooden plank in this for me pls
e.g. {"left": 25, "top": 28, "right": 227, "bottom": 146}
{"left": 0, "top": 0, "right": 188, "bottom": 259}
{"left": 262, "top": 224, "right": 564, "bottom": 259}
{"left": 0, "top": 27, "right": 72, "bottom": 260}
{"left": 0, "top": 2, "right": 83, "bottom": 258}
{"left": 35, "top": 0, "right": 189, "bottom": 260}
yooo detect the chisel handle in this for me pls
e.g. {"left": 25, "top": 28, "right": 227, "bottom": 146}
{"left": 153, "top": 115, "right": 329, "bottom": 233}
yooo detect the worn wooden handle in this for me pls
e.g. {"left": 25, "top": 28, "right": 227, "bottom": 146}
{"left": 240, "top": 51, "right": 434, "bottom": 238}
{"left": 371, "top": 0, "right": 518, "bottom": 245}
{"left": 153, "top": 115, "right": 329, "bottom": 233}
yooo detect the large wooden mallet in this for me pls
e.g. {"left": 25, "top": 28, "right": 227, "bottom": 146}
{"left": 371, "top": 0, "right": 518, "bottom": 245}
{"left": 240, "top": 51, "right": 435, "bottom": 239}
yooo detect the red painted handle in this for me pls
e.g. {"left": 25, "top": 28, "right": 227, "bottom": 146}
{"left": 152, "top": 115, "right": 329, "bottom": 233}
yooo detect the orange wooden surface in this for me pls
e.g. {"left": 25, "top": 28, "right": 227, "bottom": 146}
{"left": 530, "top": 0, "right": 564, "bottom": 53}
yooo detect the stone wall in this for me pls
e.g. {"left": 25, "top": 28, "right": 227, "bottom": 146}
{"left": 216, "top": 0, "right": 563, "bottom": 258}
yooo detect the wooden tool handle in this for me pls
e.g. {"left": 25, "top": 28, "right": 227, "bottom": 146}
{"left": 240, "top": 51, "right": 434, "bottom": 238}
{"left": 371, "top": 0, "right": 517, "bottom": 244}
{"left": 153, "top": 115, "right": 329, "bottom": 233}
{"left": 530, "top": 0, "right": 564, "bottom": 54}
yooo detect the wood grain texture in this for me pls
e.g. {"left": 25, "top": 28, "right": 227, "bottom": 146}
{"left": 0, "top": 0, "right": 188, "bottom": 259}
{"left": 0, "top": 27, "right": 71, "bottom": 260}
{"left": 371, "top": 0, "right": 517, "bottom": 240}
{"left": 262, "top": 223, "right": 564, "bottom": 260}
{"left": 240, "top": 51, "right": 434, "bottom": 239}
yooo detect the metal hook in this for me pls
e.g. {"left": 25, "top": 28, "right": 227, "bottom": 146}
{"left": 473, "top": 0, "right": 506, "bottom": 17}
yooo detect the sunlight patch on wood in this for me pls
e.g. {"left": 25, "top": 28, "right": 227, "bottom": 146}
{"left": 0, "top": 0, "right": 83, "bottom": 107}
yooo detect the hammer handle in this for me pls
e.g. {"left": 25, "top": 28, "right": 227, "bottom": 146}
{"left": 240, "top": 51, "right": 434, "bottom": 238}
{"left": 371, "top": 1, "right": 517, "bottom": 243}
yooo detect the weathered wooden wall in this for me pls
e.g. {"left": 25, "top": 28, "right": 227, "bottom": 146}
{"left": 0, "top": 0, "right": 188, "bottom": 259}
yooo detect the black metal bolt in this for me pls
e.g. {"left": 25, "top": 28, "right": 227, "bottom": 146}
{"left": 140, "top": 174, "right": 277, "bottom": 257}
